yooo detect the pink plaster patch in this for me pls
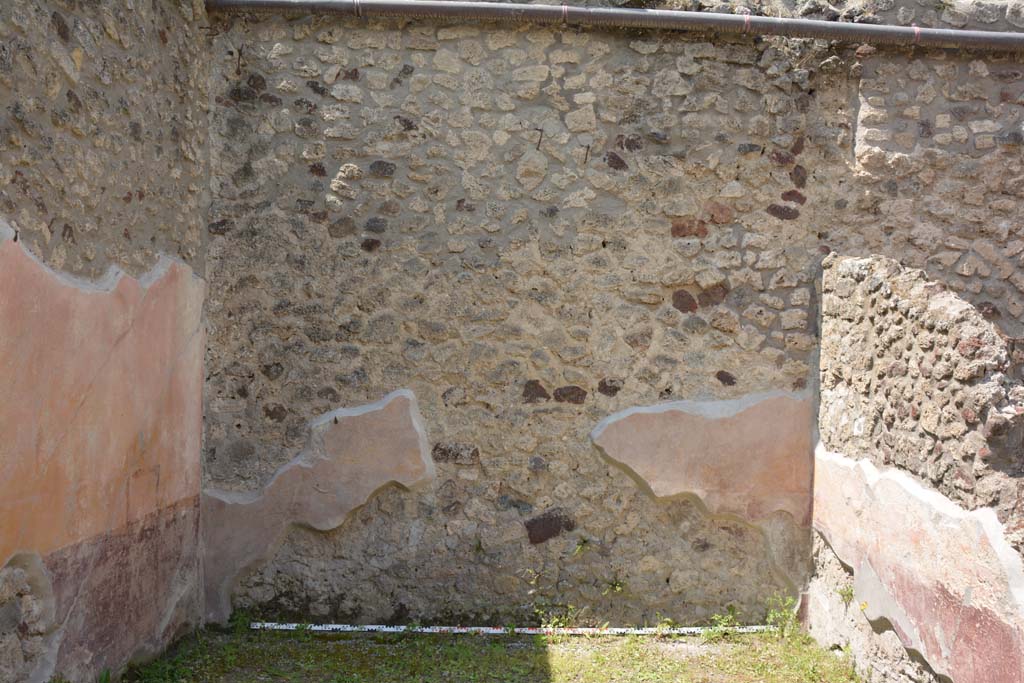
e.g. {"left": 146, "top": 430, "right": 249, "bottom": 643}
{"left": 0, "top": 240, "right": 204, "bottom": 563}
{"left": 592, "top": 393, "right": 813, "bottom": 525}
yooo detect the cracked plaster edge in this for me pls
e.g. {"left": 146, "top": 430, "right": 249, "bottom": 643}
{"left": 814, "top": 443, "right": 1024, "bottom": 678}
{"left": 590, "top": 389, "right": 813, "bottom": 442}
{"left": 588, "top": 390, "right": 816, "bottom": 603}
{"left": 0, "top": 216, "right": 204, "bottom": 292}
{"left": 202, "top": 388, "right": 434, "bottom": 507}
{"left": 814, "top": 443, "right": 1024, "bottom": 612}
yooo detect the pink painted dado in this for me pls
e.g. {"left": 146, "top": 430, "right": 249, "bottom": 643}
{"left": 0, "top": 231, "right": 205, "bottom": 681}
{"left": 814, "top": 448, "right": 1024, "bottom": 683}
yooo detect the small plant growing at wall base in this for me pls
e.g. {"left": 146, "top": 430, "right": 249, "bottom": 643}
{"left": 534, "top": 601, "right": 587, "bottom": 632}
{"left": 602, "top": 577, "right": 626, "bottom": 596}
{"left": 766, "top": 593, "right": 799, "bottom": 640}
{"left": 654, "top": 614, "right": 680, "bottom": 638}
{"left": 701, "top": 606, "right": 740, "bottom": 643}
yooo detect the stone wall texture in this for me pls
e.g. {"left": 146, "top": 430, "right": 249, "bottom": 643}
{"left": 807, "top": 254, "right": 1024, "bottom": 683}
{"left": 0, "top": 1, "right": 210, "bottom": 681}
{"left": 198, "top": 5, "right": 1024, "bottom": 638}
{"left": 4, "top": 0, "right": 1024, "bottom": 679}
{"left": 203, "top": 14, "right": 830, "bottom": 627}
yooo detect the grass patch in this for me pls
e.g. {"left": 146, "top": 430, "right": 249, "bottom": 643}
{"left": 125, "top": 627, "right": 859, "bottom": 683}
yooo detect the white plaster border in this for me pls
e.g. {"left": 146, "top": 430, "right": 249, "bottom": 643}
{"left": 0, "top": 216, "right": 202, "bottom": 292}
{"left": 204, "top": 388, "right": 435, "bottom": 505}
{"left": 815, "top": 444, "right": 1024, "bottom": 614}
{"left": 590, "top": 389, "right": 812, "bottom": 441}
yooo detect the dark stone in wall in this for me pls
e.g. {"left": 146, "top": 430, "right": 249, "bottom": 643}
{"left": 263, "top": 404, "right": 288, "bottom": 421}
{"left": 715, "top": 370, "right": 737, "bottom": 386}
{"left": 781, "top": 190, "right": 807, "bottom": 205}
{"left": 790, "top": 165, "right": 808, "bottom": 188}
{"left": 523, "top": 380, "right": 551, "bottom": 403}
{"left": 767, "top": 204, "right": 800, "bottom": 220}
{"left": 553, "top": 385, "right": 587, "bottom": 404}
{"left": 525, "top": 508, "right": 576, "bottom": 544}
{"left": 698, "top": 284, "right": 730, "bottom": 307}
{"left": 432, "top": 442, "right": 481, "bottom": 465}
{"left": 370, "top": 160, "right": 397, "bottom": 177}
{"left": 51, "top": 11, "right": 70, "bottom": 43}
{"left": 528, "top": 456, "right": 549, "bottom": 472}
{"left": 261, "top": 363, "right": 284, "bottom": 380}
{"left": 497, "top": 496, "right": 533, "bottom": 515}
{"left": 672, "top": 290, "right": 698, "bottom": 313}
{"left": 329, "top": 217, "right": 356, "bottom": 238}
{"left": 598, "top": 378, "right": 624, "bottom": 396}
{"left": 604, "top": 151, "right": 628, "bottom": 170}
{"left": 770, "top": 149, "right": 795, "bottom": 165}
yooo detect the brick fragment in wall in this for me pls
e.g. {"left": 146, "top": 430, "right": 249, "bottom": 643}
{"left": 553, "top": 385, "right": 587, "bottom": 404}
{"left": 525, "top": 508, "right": 577, "bottom": 544}
{"left": 522, "top": 380, "right": 551, "bottom": 403}
{"left": 598, "top": 378, "right": 624, "bottom": 396}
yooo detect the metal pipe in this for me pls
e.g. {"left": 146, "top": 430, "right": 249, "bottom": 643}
{"left": 207, "top": 0, "right": 1024, "bottom": 52}
{"left": 250, "top": 621, "right": 775, "bottom": 635}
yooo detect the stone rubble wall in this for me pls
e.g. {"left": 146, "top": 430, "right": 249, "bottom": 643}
{"left": 842, "top": 50, "right": 1024, "bottom": 339}
{"left": 0, "top": 2, "right": 210, "bottom": 681}
{"left": 203, "top": 14, "right": 833, "bottom": 626}
{"left": 4, "top": 0, "right": 1024, "bottom": 676}
{"left": 808, "top": 254, "right": 1024, "bottom": 683}
{"left": 200, "top": 4, "right": 1024, "bottom": 633}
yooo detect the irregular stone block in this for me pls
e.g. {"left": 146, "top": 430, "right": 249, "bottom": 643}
{"left": 522, "top": 379, "right": 551, "bottom": 403}
{"left": 591, "top": 392, "right": 813, "bottom": 526}
{"left": 202, "top": 389, "right": 435, "bottom": 623}
{"left": 0, "top": 222, "right": 205, "bottom": 682}
{"left": 524, "top": 508, "right": 576, "bottom": 544}
{"left": 597, "top": 378, "right": 624, "bottom": 397}
{"left": 553, "top": 385, "right": 587, "bottom": 404}
{"left": 814, "top": 446, "right": 1024, "bottom": 683}
{"left": 432, "top": 442, "right": 481, "bottom": 465}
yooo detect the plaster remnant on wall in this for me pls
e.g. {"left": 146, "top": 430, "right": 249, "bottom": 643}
{"left": 804, "top": 533, "right": 942, "bottom": 683}
{"left": 0, "top": 220, "right": 205, "bottom": 561}
{"left": 814, "top": 253, "right": 1024, "bottom": 682}
{"left": 813, "top": 446, "right": 1024, "bottom": 683}
{"left": 591, "top": 391, "right": 814, "bottom": 526}
{"left": 202, "top": 390, "right": 435, "bottom": 623}
{"left": 0, "top": 220, "right": 205, "bottom": 681}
